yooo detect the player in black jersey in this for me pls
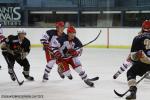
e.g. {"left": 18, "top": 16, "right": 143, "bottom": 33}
{"left": 126, "top": 20, "right": 150, "bottom": 99}
{"left": 1, "top": 28, "right": 34, "bottom": 81}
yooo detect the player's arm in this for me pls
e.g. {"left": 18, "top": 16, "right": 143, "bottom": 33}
{"left": 130, "top": 37, "right": 142, "bottom": 61}
{"left": 137, "top": 38, "right": 150, "bottom": 64}
{"left": 20, "top": 39, "right": 30, "bottom": 60}
{"left": 68, "top": 37, "right": 83, "bottom": 57}
{"left": 40, "top": 32, "right": 50, "bottom": 50}
{"left": 75, "top": 37, "right": 83, "bottom": 57}
{"left": 138, "top": 51, "right": 150, "bottom": 64}
{"left": 51, "top": 37, "right": 62, "bottom": 60}
{"left": 0, "top": 35, "right": 5, "bottom": 44}
{"left": 24, "top": 39, "right": 31, "bottom": 53}
{"left": 1, "top": 35, "right": 20, "bottom": 57}
{"left": 2, "top": 35, "right": 14, "bottom": 53}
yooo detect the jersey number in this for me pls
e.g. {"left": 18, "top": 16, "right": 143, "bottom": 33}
{"left": 144, "top": 39, "right": 150, "bottom": 49}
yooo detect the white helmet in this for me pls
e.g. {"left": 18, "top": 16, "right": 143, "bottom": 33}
{"left": 17, "top": 28, "right": 26, "bottom": 35}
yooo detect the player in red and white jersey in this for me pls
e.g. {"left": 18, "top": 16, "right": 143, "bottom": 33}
{"left": 51, "top": 26, "right": 97, "bottom": 87}
{"left": 40, "top": 21, "right": 66, "bottom": 82}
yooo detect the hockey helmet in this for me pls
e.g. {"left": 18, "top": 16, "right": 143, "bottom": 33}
{"left": 142, "top": 20, "right": 150, "bottom": 32}
{"left": 67, "top": 26, "right": 76, "bottom": 33}
{"left": 55, "top": 21, "right": 64, "bottom": 27}
{"left": 17, "top": 28, "right": 26, "bottom": 35}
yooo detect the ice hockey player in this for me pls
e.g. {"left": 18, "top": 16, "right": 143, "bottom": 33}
{"left": 41, "top": 21, "right": 67, "bottom": 82}
{"left": 113, "top": 31, "right": 150, "bottom": 80}
{"left": 1, "top": 28, "right": 34, "bottom": 81}
{"left": 113, "top": 55, "right": 150, "bottom": 80}
{"left": 0, "top": 23, "right": 5, "bottom": 70}
{"left": 125, "top": 20, "right": 150, "bottom": 99}
{"left": 51, "top": 26, "right": 96, "bottom": 87}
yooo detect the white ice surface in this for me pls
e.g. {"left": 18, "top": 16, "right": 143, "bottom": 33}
{"left": 0, "top": 48, "right": 150, "bottom": 100}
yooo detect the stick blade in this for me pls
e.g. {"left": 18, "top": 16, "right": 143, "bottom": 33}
{"left": 19, "top": 80, "right": 24, "bottom": 86}
{"left": 114, "top": 90, "right": 124, "bottom": 97}
{"left": 89, "top": 76, "right": 99, "bottom": 81}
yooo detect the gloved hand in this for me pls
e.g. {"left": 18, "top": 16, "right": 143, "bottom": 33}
{"left": 68, "top": 49, "right": 79, "bottom": 57}
{"left": 21, "top": 52, "right": 29, "bottom": 60}
{"left": 43, "top": 42, "right": 50, "bottom": 51}
{"left": 54, "top": 51, "right": 62, "bottom": 60}
{"left": 131, "top": 50, "right": 144, "bottom": 61}
{"left": 136, "top": 50, "right": 144, "bottom": 59}
{"left": 139, "top": 51, "right": 150, "bottom": 64}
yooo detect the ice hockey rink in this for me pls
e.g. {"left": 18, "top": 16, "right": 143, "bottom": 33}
{"left": 0, "top": 48, "right": 150, "bottom": 100}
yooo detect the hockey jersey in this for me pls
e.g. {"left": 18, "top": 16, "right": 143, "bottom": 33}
{"left": 40, "top": 30, "right": 66, "bottom": 48}
{"left": 2, "top": 35, "right": 30, "bottom": 54}
{"left": 52, "top": 35, "right": 83, "bottom": 58}
{"left": 131, "top": 32, "right": 150, "bottom": 58}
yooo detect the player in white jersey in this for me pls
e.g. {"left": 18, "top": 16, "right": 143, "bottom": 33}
{"left": 51, "top": 26, "right": 99, "bottom": 87}
{"left": 41, "top": 21, "right": 66, "bottom": 82}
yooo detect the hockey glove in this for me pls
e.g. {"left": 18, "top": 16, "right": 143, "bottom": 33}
{"left": 130, "top": 50, "right": 143, "bottom": 61}
{"left": 68, "top": 49, "right": 79, "bottom": 57}
{"left": 21, "top": 52, "right": 29, "bottom": 60}
{"left": 54, "top": 51, "right": 62, "bottom": 60}
{"left": 139, "top": 51, "right": 150, "bottom": 64}
{"left": 43, "top": 42, "right": 50, "bottom": 51}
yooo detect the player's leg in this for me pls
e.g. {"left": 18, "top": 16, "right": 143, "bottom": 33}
{"left": 2, "top": 52, "right": 16, "bottom": 81}
{"left": 113, "top": 54, "right": 132, "bottom": 79}
{"left": 126, "top": 62, "right": 147, "bottom": 99}
{"left": 16, "top": 58, "right": 34, "bottom": 81}
{"left": 126, "top": 67, "right": 137, "bottom": 99}
{"left": 71, "top": 57, "right": 94, "bottom": 87}
{"left": 126, "top": 66, "right": 137, "bottom": 99}
{"left": 57, "top": 65, "right": 65, "bottom": 79}
{"left": 43, "top": 60, "right": 56, "bottom": 82}
{"left": 113, "top": 60, "right": 132, "bottom": 79}
{"left": 57, "top": 59, "right": 72, "bottom": 79}
{"left": 42, "top": 50, "right": 56, "bottom": 82}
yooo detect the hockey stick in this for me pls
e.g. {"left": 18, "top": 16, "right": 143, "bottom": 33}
{"left": 5, "top": 56, "right": 24, "bottom": 86}
{"left": 48, "top": 30, "right": 102, "bottom": 50}
{"left": 12, "top": 68, "right": 24, "bottom": 86}
{"left": 44, "top": 30, "right": 101, "bottom": 59}
{"left": 80, "top": 30, "right": 101, "bottom": 49}
{"left": 114, "top": 71, "right": 150, "bottom": 97}
{"left": 88, "top": 76, "right": 99, "bottom": 81}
